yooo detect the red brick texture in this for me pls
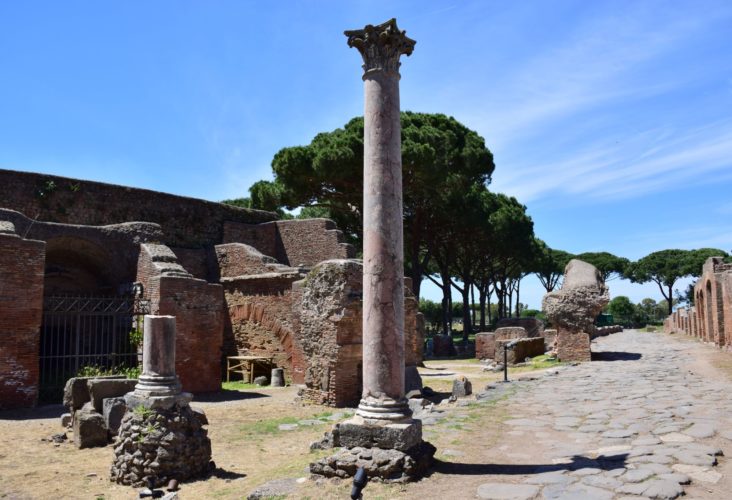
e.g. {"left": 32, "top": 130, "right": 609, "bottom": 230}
{"left": 223, "top": 219, "right": 354, "bottom": 267}
{"left": 136, "top": 244, "right": 224, "bottom": 393}
{"left": 556, "top": 331, "right": 591, "bottom": 362}
{"left": 667, "top": 257, "right": 732, "bottom": 350}
{"left": 0, "top": 231, "right": 45, "bottom": 409}
{"left": 475, "top": 332, "right": 495, "bottom": 360}
{"left": 222, "top": 272, "right": 306, "bottom": 384}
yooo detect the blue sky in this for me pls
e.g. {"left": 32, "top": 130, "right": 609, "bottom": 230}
{"left": 2, "top": 1, "right": 731, "bottom": 309}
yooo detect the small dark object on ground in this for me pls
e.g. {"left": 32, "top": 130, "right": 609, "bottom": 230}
{"left": 351, "top": 467, "right": 368, "bottom": 499}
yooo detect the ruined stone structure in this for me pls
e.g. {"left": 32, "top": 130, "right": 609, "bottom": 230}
{"left": 0, "top": 169, "right": 423, "bottom": 409}
{"left": 665, "top": 256, "right": 732, "bottom": 348}
{"left": 542, "top": 259, "right": 610, "bottom": 362}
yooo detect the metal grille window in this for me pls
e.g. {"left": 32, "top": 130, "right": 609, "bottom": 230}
{"left": 39, "top": 296, "right": 150, "bottom": 402}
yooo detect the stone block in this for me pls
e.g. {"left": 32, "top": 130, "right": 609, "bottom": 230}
{"left": 433, "top": 334, "right": 456, "bottom": 357}
{"left": 72, "top": 403, "right": 108, "bottom": 448}
{"left": 335, "top": 416, "right": 422, "bottom": 452}
{"left": 63, "top": 375, "right": 126, "bottom": 411}
{"left": 556, "top": 331, "right": 591, "bottom": 362}
{"left": 60, "top": 413, "right": 72, "bottom": 428}
{"left": 495, "top": 317, "right": 545, "bottom": 338}
{"left": 102, "top": 397, "right": 127, "bottom": 436}
{"left": 475, "top": 332, "right": 495, "bottom": 360}
{"left": 88, "top": 378, "right": 138, "bottom": 413}
{"left": 494, "top": 327, "right": 527, "bottom": 341}
{"left": 405, "top": 365, "right": 423, "bottom": 398}
{"left": 452, "top": 376, "right": 472, "bottom": 398}
{"left": 495, "top": 337, "right": 545, "bottom": 364}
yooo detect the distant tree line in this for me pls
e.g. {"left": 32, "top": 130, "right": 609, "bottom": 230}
{"left": 224, "top": 112, "right": 728, "bottom": 341}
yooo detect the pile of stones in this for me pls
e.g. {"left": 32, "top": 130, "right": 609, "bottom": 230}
{"left": 62, "top": 376, "right": 138, "bottom": 448}
{"left": 110, "top": 403, "right": 212, "bottom": 487}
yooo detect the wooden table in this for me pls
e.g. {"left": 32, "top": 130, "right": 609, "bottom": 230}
{"left": 226, "top": 355, "right": 274, "bottom": 383}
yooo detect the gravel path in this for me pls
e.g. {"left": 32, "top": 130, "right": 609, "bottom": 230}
{"left": 474, "top": 330, "right": 732, "bottom": 500}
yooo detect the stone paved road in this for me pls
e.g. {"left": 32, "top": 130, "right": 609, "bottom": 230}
{"left": 474, "top": 330, "right": 732, "bottom": 500}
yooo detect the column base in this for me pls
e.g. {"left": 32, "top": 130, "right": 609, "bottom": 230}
{"left": 337, "top": 415, "right": 422, "bottom": 452}
{"left": 356, "top": 395, "right": 412, "bottom": 421}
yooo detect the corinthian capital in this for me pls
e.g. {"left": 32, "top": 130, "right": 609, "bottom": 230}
{"left": 345, "top": 18, "right": 415, "bottom": 77}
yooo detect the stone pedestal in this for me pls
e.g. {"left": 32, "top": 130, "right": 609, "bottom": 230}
{"left": 555, "top": 331, "right": 591, "bottom": 362}
{"left": 309, "top": 19, "right": 434, "bottom": 483}
{"left": 112, "top": 315, "right": 212, "bottom": 487}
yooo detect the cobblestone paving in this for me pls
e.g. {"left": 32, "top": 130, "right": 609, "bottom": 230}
{"left": 476, "top": 331, "right": 731, "bottom": 500}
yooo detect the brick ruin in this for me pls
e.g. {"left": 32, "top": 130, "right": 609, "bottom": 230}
{"left": 665, "top": 256, "right": 732, "bottom": 348}
{"left": 0, "top": 168, "right": 424, "bottom": 409}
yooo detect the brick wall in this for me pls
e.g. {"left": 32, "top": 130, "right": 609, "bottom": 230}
{"left": 223, "top": 218, "right": 354, "bottom": 267}
{"left": 494, "top": 337, "right": 545, "bottom": 364}
{"left": 0, "top": 228, "right": 46, "bottom": 409}
{"left": 495, "top": 318, "right": 545, "bottom": 338}
{"left": 0, "top": 168, "right": 276, "bottom": 247}
{"left": 137, "top": 244, "right": 224, "bottom": 393}
{"left": 221, "top": 271, "right": 306, "bottom": 383}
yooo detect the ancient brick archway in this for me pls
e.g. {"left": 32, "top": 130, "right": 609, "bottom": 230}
{"left": 227, "top": 303, "right": 305, "bottom": 384}
{"left": 43, "top": 236, "right": 120, "bottom": 295}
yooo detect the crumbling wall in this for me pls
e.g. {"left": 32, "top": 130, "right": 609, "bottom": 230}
{"left": 0, "top": 221, "right": 45, "bottom": 409}
{"left": 223, "top": 218, "right": 354, "bottom": 267}
{"left": 137, "top": 244, "right": 224, "bottom": 393}
{"left": 0, "top": 168, "right": 275, "bottom": 247}
{"left": 222, "top": 272, "right": 306, "bottom": 383}
{"left": 296, "top": 260, "right": 363, "bottom": 407}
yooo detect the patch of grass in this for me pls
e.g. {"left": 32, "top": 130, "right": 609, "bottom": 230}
{"left": 221, "top": 381, "right": 259, "bottom": 391}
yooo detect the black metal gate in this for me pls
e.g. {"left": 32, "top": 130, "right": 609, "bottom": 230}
{"left": 39, "top": 296, "right": 150, "bottom": 402}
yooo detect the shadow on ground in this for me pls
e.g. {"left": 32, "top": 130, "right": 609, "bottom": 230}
{"left": 591, "top": 351, "right": 642, "bottom": 361}
{"left": 431, "top": 453, "right": 628, "bottom": 476}
{"left": 0, "top": 404, "right": 66, "bottom": 421}
{"left": 194, "top": 390, "right": 270, "bottom": 403}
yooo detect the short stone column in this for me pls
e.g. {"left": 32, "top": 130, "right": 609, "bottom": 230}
{"left": 125, "top": 315, "right": 190, "bottom": 409}
{"left": 112, "top": 315, "right": 212, "bottom": 487}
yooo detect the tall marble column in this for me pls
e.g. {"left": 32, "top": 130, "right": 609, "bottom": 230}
{"left": 345, "top": 19, "right": 415, "bottom": 421}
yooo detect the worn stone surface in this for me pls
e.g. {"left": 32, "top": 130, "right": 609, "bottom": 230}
{"left": 452, "top": 376, "right": 472, "bottom": 398}
{"left": 309, "top": 441, "right": 435, "bottom": 483}
{"left": 475, "top": 482, "right": 540, "bottom": 499}
{"left": 246, "top": 478, "right": 297, "bottom": 499}
{"left": 88, "top": 378, "right": 138, "bottom": 413}
{"left": 103, "top": 397, "right": 127, "bottom": 436}
{"left": 467, "top": 330, "right": 729, "bottom": 500}
{"left": 73, "top": 403, "right": 108, "bottom": 449}
{"left": 335, "top": 417, "right": 422, "bottom": 452}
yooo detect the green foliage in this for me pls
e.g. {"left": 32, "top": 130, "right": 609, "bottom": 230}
{"left": 221, "top": 197, "right": 252, "bottom": 208}
{"left": 531, "top": 239, "right": 574, "bottom": 292}
{"left": 76, "top": 364, "right": 140, "bottom": 379}
{"left": 221, "top": 381, "right": 259, "bottom": 391}
{"left": 129, "top": 328, "right": 143, "bottom": 348}
{"left": 573, "top": 251, "right": 629, "bottom": 282}
{"left": 607, "top": 296, "right": 635, "bottom": 325}
{"left": 133, "top": 405, "right": 155, "bottom": 418}
{"left": 627, "top": 248, "right": 728, "bottom": 315}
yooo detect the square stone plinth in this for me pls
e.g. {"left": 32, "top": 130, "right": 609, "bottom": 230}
{"left": 336, "top": 416, "right": 422, "bottom": 452}
{"left": 556, "top": 331, "right": 591, "bottom": 362}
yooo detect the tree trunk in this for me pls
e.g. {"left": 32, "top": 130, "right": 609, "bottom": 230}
{"left": 515, "top": 279, "right": 521, "bottom": 317}
{"left": 461, "top": 284, "right": 472, "bottom": 343}
{"left": 470, "top": 284, "right": 476, "bottom": 328}
{"left": 478, "top": 284, "right": 487, "bottom": 331}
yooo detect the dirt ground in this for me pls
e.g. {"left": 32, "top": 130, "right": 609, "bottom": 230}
{"left": 2, "top": 334, "right": 730, "bottom": 499}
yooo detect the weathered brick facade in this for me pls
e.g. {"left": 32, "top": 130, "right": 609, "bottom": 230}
{"left": 666, "top": 256, "right": 732, "bottom": 349}
{"left": 0, "top": 225, "right": 45, "bottom": 409}
{"left": 0, "top": 169, "right": 418, "bottom": 408}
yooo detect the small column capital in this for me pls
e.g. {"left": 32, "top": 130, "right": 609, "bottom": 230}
{"left": 345, "top": 18, "right": 415, "bottom": 77}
